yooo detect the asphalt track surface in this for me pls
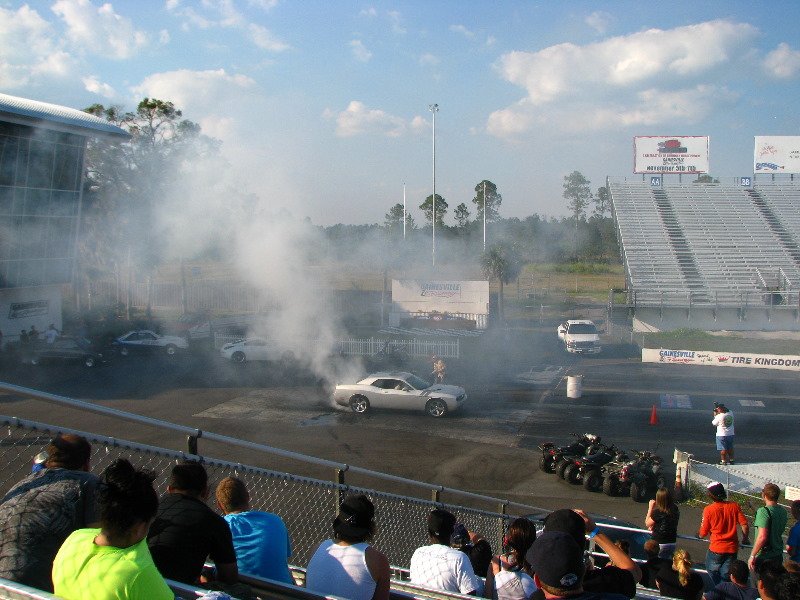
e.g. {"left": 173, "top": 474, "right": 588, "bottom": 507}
{"left": 0, "top": 326, "right": 794, "bottom": 557}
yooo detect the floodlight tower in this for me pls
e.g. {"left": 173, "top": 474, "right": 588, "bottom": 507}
{"left": 429, "top": 103, "right": 439, "bottom": 267}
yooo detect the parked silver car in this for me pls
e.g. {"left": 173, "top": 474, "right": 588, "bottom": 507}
{"left": 332, "top": 371, "right": 467, "bottom": 417}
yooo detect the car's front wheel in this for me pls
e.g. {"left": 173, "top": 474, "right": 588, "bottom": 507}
{"left": 119, "top": 346, "right": 130, "bottom": 357}
{"left": 425, "top": 399, "right": 447, "bottom": 418}
{"left": 349, "top": 395, "right": 370, "bottom": 414}
{"left": 84, "top": 356, "right": 96, "bottom": 368}
{"left": 231, "top": 351, "right": 246, "bottom": 364}
{"left": 30, "top": 356, "right": 40, "bottom": 366}
{"left": 164, "top": 344, "right": 177, "bottom": 356}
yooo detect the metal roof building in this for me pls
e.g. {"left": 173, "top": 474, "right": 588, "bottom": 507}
{"left": 0, "top": 93, "right": 129, "bottom": 342}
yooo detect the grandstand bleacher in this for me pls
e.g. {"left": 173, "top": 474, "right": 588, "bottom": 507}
{"left": 609, "top": 179, "right": 800, "bottom": 330}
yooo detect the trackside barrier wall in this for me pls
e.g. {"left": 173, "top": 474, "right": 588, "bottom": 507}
{"left": 685, "top": 455, "right": 800, "bottom": 504}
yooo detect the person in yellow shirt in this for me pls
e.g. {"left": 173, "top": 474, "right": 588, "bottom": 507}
{"left": 52, "top": 458, "right": 173, "bottom": 600}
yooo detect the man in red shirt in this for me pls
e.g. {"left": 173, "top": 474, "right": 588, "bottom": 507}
{"left": 698, "top": 481, "right": 750, "bottom": 585}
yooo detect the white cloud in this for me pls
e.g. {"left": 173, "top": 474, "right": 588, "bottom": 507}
{"left": 388, "top": 10, "right": 406, "bottom": 35}
{"left": 0, "top": 5, "right": 77, "bottom": 89}
{"left": 349, "top": 40, "right": 372, "bottom": 62}
{"left": 132, "top": 69, "right": 258, "bottom": 140}
{"left": 359, "top": 8, "right": 378, "bottom": 18}
{"left": 419, "top": 53, "right": 439, "bottom": 67}
{"left": 450, "top": 25, "right": 474, "bottom": 38}
{"left": 249, "top": 23, "right": 290, "bottom": 51}
{"left": 762, "top": 42, "right": 800, "bottom": 79}
{"left": 51, "top": 0, "right": 150, "bottom": 60}
{"left": 585, "top": 11, "right": 613, "bottom": 35}
{"left": 323, "top": 101, "right": 409, "bottom": 137}
{"left": 82, "top": 75, "right": 116, "bottom": 98}
{"left": 489, "top": 19, "right": 758, "bottom": 139}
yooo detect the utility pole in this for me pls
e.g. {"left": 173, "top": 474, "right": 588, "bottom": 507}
{"left": 429, "top": 103, "right": 438, "bottom": 267}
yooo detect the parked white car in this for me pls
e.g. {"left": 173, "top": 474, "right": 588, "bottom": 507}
{"left": 113, "top": 330, "right": 189, "bottom": 356}
{"left": 557, "top": 320, "right": 601, "bottom": 354}
{"left": 220, "top": 337, "right": 296, "bottom": 364}
{"left": 332, "top": 371, "right": 467, "bottom": 417}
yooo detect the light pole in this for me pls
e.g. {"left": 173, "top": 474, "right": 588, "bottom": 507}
{"left": 429, "top": 103, "right": 438, "bottom": 267}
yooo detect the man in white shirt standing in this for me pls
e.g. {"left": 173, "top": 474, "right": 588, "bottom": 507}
{"left": 410, "top": 509, "right": 479, "bottom": 595}
{"left": 712, "top": 402, "right": 735, "bottom": 465}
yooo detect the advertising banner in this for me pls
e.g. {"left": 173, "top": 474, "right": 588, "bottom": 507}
{"left": 642, "top": 348, "right": 800, "bottom": 372}
{"left": 754, "top": 136, "right": 800, "bottom": 173}
{"left": 391, "top": 280, "right": 489, "bottom": 329}
{"left": 633, "top": 136, "right": 709, "bottom": 174}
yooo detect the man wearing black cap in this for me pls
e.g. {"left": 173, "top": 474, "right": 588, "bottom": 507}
{"left": 530, "top": 509, "right": 641, "bottom": 600}
{"left": 529, "top": 530, "right": 627, "bottom": 600}
{"left": 410, "top": 508, "right": 480, "bottom": 595}
{"left": 698, "top": 481, "right": 750, "bottom": 586}
{"left": 306, "top": 494, "right": 390, "bottom": 600}
{"left": 0, "top": 434, "right": 100, "bottom": 592}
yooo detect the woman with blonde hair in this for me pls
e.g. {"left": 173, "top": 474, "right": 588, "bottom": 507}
{"left": 483, "top": 518, "right": 537, "bottom": 600}
{"left": 646, "top": 486, "right": 680, "bottom": 558}
{"left": 655, "top": 549, "right": 704, "bottom": 600}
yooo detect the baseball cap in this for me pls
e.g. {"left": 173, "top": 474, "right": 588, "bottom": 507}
{"left": 529, "top": 531, "right": 584, "bottom": 590}
{"left": 333, "top": 494, "right": 374, "bottom": 537}
{"left": 451, "top": 523, "right": 470, "bottom": 546}
{"left": 706, "top": 481, "right": 726, "bottom": 499}
{"left": 543, "top": 509, "right": 585, "bottom": 545}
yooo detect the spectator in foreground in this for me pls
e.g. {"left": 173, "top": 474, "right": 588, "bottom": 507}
{"left": 528, "top": 530, "right": 627, "bottom": 600}
{"left": 639, "top": 540, "right": 671, "bottom": 590}
{"left": 215, "top": 476, "right": 293, "bottom": 585}
{"left": 698, "top": 481, "right": 749, "bottom": 585}
{"left": 483, "top": 517, "right": 537, "bottom": 600}
{"left": 756, "top": 561, "right": 787, "bottom": 600}
{"left": 646, "top": 487, "right": 680, "bottom": 558}
{"left": 0, "top": 434, "right": 100, "bottom": 592}
{"left": 530, "top": 509, "right": 641, "bottom": 600}
{"left": 655, "top": 549, "right": 704, "bottom": 600}
{"left": 748, "top": 483, "right": 788, "bottom": 574}
{"left": 774, "top": 571, "right": 800, "bottom": 600}
{"left": 410, "top": 508, "right": 480, "bottom": 595}
{"left": 451, "top": 523, "right": 493, "bottom": 578}
{"left": 52, "top": 458, "right": 172, "bottom": 600}
{"left": 702, "top": 559, "right": 757, "bottom": 600}
{"left": 147, "top": 461, "right": 237, "bottom": 586}
{"left": 305, "top": 494, "right": 390, "bottom": 600}
{"left": 787, "top": 500, "right": 800, "bottom": 563}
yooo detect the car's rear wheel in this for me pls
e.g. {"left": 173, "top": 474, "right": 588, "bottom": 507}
{"left": 164, "top": 344, "right": 177, "bottom": 356}
{"left": 119, "top": 346, "right": 129, "bottom": 357}
{"left": 231, "top": 351, "right": 246, "bottom": 364}
{"left": 84, "top": 356, "right": 96, "bottom": 368}
{"left": 30, "top": 356, "right": 40, "bottom": 366}
{"left": 425, "top": 399, "right": 447, "bottom": 418}
{"left": 349, "top": 395, "right": 369, "bottom": 414}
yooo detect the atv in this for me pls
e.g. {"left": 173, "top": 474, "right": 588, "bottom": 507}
{"left": 538, "top": 433, "right": 601, "bottom": 474}
{"left": 601, "top": 450, "right": 666, "bottom": 502}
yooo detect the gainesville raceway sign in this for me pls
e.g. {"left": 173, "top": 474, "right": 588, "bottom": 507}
{"left": 642, "top": 348, "right": 800, "bottom": 372}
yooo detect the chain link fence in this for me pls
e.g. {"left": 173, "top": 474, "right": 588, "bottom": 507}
{"left": 0, "top": 414, "right": 529, "bottom": 571}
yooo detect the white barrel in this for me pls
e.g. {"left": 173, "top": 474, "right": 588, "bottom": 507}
{"left": 566, "top": 375, "right": 583, "bottom": 398}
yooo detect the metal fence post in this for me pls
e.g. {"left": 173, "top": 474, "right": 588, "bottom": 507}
{"left": 334, "top": 467, "right": 347, "bottom": 511}
{"left": 187, "top": 430, "right": 201, "bottom": 455}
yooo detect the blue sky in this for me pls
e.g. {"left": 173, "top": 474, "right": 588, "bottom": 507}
{"left": 3, "top": 0, "right": 800, "bottom": 226}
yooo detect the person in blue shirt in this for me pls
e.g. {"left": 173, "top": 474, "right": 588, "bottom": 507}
{"left": 215, "top": 477, "right": 293, "bottom": 585}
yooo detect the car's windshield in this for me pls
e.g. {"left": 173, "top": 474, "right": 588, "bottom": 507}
{"left": 404, "top": 374, "right": 431, "bottom": 389}
{"left": 569, "top": 323, "right": 597, "bottom": 334}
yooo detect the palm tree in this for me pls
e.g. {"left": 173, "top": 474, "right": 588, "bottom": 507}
{"left": 480, "top": 244, "right": 522, "bottom": 321}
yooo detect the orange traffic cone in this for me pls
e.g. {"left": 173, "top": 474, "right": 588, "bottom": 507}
{"left": 649, "top": 404, "right": 659, "bottom": 425}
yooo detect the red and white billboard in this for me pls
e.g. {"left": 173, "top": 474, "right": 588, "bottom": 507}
{"left": 754, "top": 136, "right": 800, "bottom": 174}
{"left": 634, "top": 136, "right": 709, "bottom": 174}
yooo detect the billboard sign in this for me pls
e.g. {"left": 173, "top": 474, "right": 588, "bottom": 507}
{"left": 754, "top": 136, "right": 800, "bottom": 173}
{"left": 634, "top": 136, "right": 709, "bottom": 174}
